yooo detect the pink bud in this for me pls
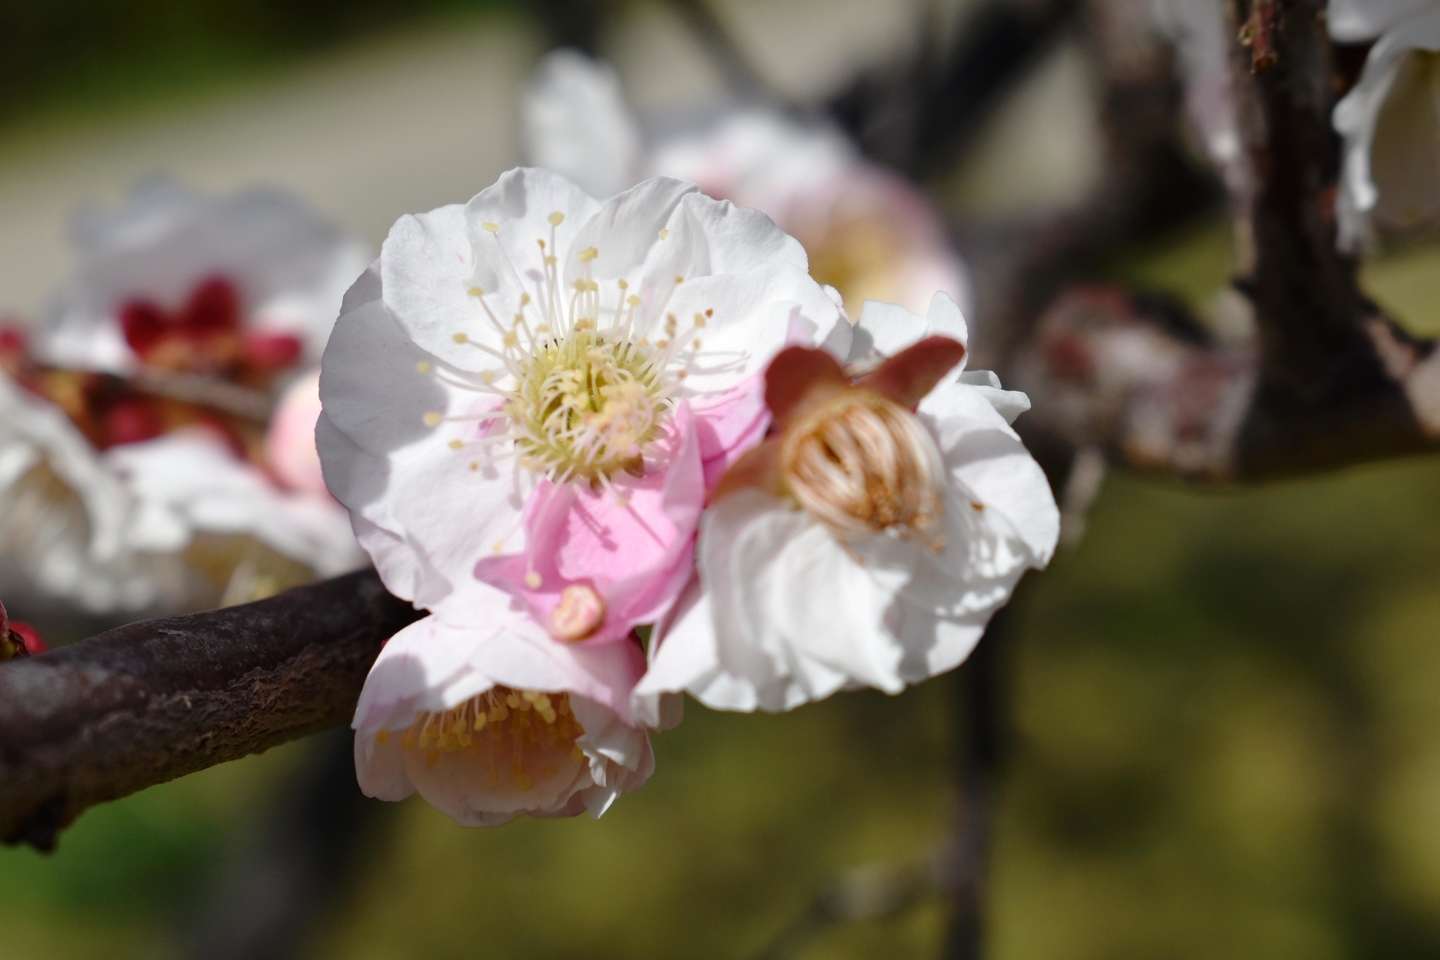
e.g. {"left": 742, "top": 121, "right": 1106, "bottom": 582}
{"left": 265, "top": 369, "right": 329, "bottom": 496}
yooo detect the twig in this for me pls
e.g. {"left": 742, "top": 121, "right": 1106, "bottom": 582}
{"left": 0, "top": 570, "right": 420, "bottom": 852}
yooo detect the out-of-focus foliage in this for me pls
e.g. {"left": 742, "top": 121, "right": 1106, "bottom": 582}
{"left": 0, "top": 0, "right": 510, "bottom": 127}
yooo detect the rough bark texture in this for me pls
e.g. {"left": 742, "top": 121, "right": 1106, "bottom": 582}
{"left": 0, "top": 570, "right": 421, "bottom": 852}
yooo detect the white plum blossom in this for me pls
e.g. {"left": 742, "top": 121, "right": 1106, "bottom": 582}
{"left": 1330, "top": 0, "right": 1440, "bottom": 248}
{"left": 524, "top": 49, "right": 970, "bottom": 319}
{"left": 634, "top": 293, "right": 1059, "bottom": 718}
{"left": 353, "top": 594, "right": 654, "bottom": 826}
{"left": 318, "top": 166, "right": 847, "bottom": 822}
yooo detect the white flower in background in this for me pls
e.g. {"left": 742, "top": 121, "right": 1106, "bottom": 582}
{"left": 35, "top": 176, "right": 368, "bottom": 376}
{"left": 0, "top": 178, "right": 370, "bottom": 611}
{"left": 353, "top": 596, "right": 654, "bottom": 825}
{"left": 1330, "top": 0, "right": 1440, "bottom": 248}
{"left": 523, "top": 49, "right": 970, "bottom": 319}
{"left": 0, "top": 372, "right": 153, "bottom": 612}
{"left": 318, "top": 167, "right": 846, "bottom": 821}
{"left": 1151, "top": 0, "right": 1251, "bottom": 195}
{"left": 634, "top": 293, "right": 1058, "bottom": 718}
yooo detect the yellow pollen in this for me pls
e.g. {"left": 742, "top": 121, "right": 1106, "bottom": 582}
{"left": 658, "top": 228, "right": 670, "bottom": 240}
{"left": 693, "top": 313, "right": 706, "bottom": 328}
{"left": 548, "top": 211, "right": 565, "bottom": 226}
{"left": 453, "top": 332, "right": 469, "bottom": 344}
{"left": 375, "top": 730, "right": 390, "bottom": 745}
{"left": 482, "top": 221, "right": 500, "bottom": 233}
{"left": 395, "top": 687, "right": 586, "bottom": 792}
{"left": 469, "top": 462, "right": 479, "bottom": 471}
{"left": 448, "top": 439, "right": 464, "bottom": 450}
{"left": 524, "top": 571, "right": 542, "bottom": 589}
{"left": 617, "top": 279, "right": 628, "bottom": 290}
{"left": 416, "top": 361, "right": 433, "bottom": 372}
{"left": 577, "top": 246, "right": 598, "bottom": 263}
{"left": 544, "top": 256, "right": 558, "bottom": 266}
{"left": 468, "top": 286, "right": 485, "bottom": 297}
{"left": 424, "top": 411, "right": 443, "bottom": 427}
{"left": 521, "top": 293, "right": 532, "bottom": 306}
{"left": 626, "top": 295, "right": 642, "bottom": 307}
{"left": 674, "top": 275, "right": 683, "bottom": 284}
{"left": 507, "top": 326, "right": 668, "bottom": 482}
{"left": 503, "top": 332, "right": 519, "bottom": 348}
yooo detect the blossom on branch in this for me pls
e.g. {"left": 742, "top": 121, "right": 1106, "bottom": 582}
{"left": 1330, "top": 0, "right": 1440, "bottom": 248}
{"left": 353, "top": 598, "right": 653, "bottom": 826}
{"left": 319, "top": 166, "right": 847, "bottom": 822}
{"left": 0, "top": 178, "right": 370, "bottom": 612}
{"left": 635, "top": 294, "right": 1058, "bottom": 717}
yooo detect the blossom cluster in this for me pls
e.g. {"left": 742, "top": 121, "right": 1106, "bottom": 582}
{"left": 319, "top": 166, "right": 1059, "bottom": 825}
{"left": 0, "top": 178, "right": 369, "bottom": 614}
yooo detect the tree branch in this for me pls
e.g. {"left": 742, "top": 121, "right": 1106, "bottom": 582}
{"left": 0, "top": 570, "right": 421, "bottom": 852}
{"left": 1007, "top": 0, "right": 1440, "bottom": 484}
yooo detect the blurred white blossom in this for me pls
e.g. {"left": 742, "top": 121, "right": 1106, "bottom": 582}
{"left": 1330, "top": 0, "right": 1440, "bottom": 248}
{"left": 524, "top": 49, "right": 971, "bottom": 319}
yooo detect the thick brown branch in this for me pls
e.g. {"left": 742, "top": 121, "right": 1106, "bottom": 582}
{"left": 0, "top": 570, "right": 421, "bottom": 852}
{"left": 1227, "top": 0, "right": 1429, "bottom": 476}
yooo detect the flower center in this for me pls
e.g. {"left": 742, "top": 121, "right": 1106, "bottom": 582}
{"left": 509, "top": 327, "right": 667, "bottom": 482}
{"left": 780, "top": 390, "right": 946, "bottom": 549}
{"left": 427, "top": 212, "right": 713, "bottom": 487}
{"left": 377, "top": 686, "right": 585, "bottom": 791}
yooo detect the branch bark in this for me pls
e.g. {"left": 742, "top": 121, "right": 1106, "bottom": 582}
{"left": 0, "top": 570, "right": 421, "bottom": 852}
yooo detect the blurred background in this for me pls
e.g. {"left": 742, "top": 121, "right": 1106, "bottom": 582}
{"left": 3, "top": 0, "right": 1440, "bottom": 958}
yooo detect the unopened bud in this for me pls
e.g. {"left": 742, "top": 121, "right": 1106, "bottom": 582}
{"left": 549, "top": 584, "right": 606, "bottom": 643}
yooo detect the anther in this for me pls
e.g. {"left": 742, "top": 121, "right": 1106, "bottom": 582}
{"left": 468, "top": 286, "right": 485, "bottom": 297}
{"left": 548, "top": 211, "right": 565, "bottom": 226}
{"left": 453, "top": 332, "right": 469, "bottom": 344}
{"left": 424, "top": 411, "right": 442, "bottom": 426}
{"left": 416, "top": 361, "right": 433, "bottom": 372}
{"left": 482, "top": 222, "right": 500, "bottom": 233}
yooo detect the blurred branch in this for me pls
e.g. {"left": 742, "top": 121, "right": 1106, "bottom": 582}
{"left": 995, "top": 0, "right": 1440, "bottom": 483}
{"left": 0, "top": 570, "right": 420, "bottom": 852}
{"left": 830, "top": 0, "right": 1082, "bottom": 176}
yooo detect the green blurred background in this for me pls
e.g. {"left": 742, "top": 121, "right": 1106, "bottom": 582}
{"left": 3, "top": 2, "right": 1440, "bottom": 959}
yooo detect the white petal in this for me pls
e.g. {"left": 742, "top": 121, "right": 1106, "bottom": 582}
{"left": 564, "top": 177, "right": 697, "bottom": 285}
{"left": 523, "top": 50, "right": 644, "bottom": 199}
{"left": 1332, "top": 7, "right": 1440, "bottom": 249}
{"left": 1328, "top": 0, "right": 1435, "bottom": 41}
{"left": 103, "top": 431, "right": 365, "bottom": 576}
{"left": 920, "top": 379, "right": 1060, "bottom": 571}
{"left": 853, "top": 291, "right": 969, "bottom": 360}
